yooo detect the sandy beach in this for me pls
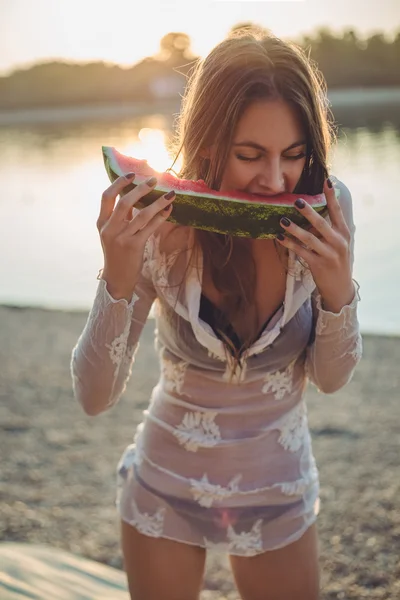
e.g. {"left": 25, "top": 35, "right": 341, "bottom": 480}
{"left": 0, "top": 303, "right": 399, "bottom": 599}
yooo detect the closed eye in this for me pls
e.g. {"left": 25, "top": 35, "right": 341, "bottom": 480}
{"left": 236, "top": 153, "right": 306, "bottom": 162}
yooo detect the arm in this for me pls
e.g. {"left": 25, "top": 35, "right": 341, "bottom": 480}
{"left": 70, "top": 262, "right": 156, "bottom": 416}
{"left": 305, "top": 179, "right": 363, "bottom": 394}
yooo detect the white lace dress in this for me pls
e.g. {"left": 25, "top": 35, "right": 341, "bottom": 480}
{"left": 71, "top": 182, "right": 362, "bottom": 556}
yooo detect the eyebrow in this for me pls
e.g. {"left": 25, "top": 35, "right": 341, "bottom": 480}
{"left": 233, "top": 140, "right": 307, "bottom": 152}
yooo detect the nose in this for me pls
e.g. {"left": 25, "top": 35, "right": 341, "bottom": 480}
{"left": 256, "top": 159, "right": 286, "bottom": 195}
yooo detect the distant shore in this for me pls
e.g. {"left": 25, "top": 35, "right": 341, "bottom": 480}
{"left": 0, "top": 87, "right": 399, "bottom": 126}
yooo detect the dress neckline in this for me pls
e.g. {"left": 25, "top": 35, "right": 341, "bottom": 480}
{"left": 199, "top": 293, "right": 284, "bottom": 353}
{"left": 183, "top": 228, "right": 297, "bottom": 361}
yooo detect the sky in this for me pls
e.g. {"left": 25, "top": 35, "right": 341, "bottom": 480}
{"left": 0, "top": 0, "right": 399, "bottom": 75}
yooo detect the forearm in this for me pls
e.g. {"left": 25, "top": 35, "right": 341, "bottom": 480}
{"left": 305, "top": 279, "right": 363, "bottom": 394}
{"left": 71, "top": 278, "right": 138, "bottom": 415}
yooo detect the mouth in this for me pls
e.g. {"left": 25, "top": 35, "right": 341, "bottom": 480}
{"left": 244, "top": 191, "right": 285, "bottom": 199}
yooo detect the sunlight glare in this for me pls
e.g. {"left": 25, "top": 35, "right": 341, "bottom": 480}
{"left": 121, "top": 128, "right": 182, "bottom": 174}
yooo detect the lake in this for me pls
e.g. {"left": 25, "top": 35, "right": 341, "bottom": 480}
{"left": 0, "top": 91, "right": 399, "bottom": 335}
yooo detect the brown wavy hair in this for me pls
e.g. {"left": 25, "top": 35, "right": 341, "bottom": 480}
{"left": 169, "top": 27, "right": 337, "bottom": 353}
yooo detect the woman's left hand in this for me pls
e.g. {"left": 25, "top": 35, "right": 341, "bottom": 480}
{"left": 276, "top": 178, "right": 355, "bottom": 313}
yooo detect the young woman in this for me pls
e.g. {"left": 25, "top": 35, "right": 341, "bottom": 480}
{"left": 71, "top": 28, "right": 362, "bottom": 600}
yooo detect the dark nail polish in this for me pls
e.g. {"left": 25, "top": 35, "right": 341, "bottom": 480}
{"left": 125, "top": 172, "right": 135, "bottom": 179}
{"left": 295, "top": 198, "right": 305, "bottom": 209}
{"left": 277, "top": 233, "right": 285, "bottom": 241}
{"left": 327, "top": 178, "right": 333, "bottom": 189}
{"left": 281, "top": 217, "right": 291, "bottom": 227}
{"left": 164, "top": 190, "right": 175, "bottom": 200}
{"left": 146, "top": 176, "right": 157, "bottom": 186}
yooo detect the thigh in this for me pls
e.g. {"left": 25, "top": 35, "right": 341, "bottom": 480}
{"left": 121, "top": 519, "right": 207, "bottom": 600}
{"left": 229, "top": 523, "right": 320, "bottom": 600}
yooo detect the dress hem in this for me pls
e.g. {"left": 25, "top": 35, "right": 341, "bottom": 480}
{"left": 116, "top": 501, "right": 319, "bottom": 556}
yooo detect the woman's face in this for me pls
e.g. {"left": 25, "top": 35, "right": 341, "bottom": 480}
{"left": 219, "top": 99, "right": 307, "bottom": 197}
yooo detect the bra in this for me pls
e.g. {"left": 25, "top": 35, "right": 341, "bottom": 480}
{"left": 199, "top": 293, "right": 283, "bottom": 354}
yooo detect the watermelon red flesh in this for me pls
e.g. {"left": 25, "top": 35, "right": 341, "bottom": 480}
{"left": 102, "top": 146, "right": 328, "bottom": 239}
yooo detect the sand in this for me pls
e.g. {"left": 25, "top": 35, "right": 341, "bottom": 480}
{"left": 0, "top": 303, "right": 399, "bottom": 599}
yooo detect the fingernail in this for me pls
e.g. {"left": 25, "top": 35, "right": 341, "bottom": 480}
{"left": 276, "top": 233, "right": 285, "bottom": 241}
{"left": 164, "top": 190, "right": 175, "bottom": 200}
{"left": 163, "top": 203, "right": 173, "bottom": 212}
{"left": 280, "top": 217, "right": 291, "bottom": 227}
{"left": 327, "top": 178, "right": 333, "bottom": 189}
{"left": 295, "top": 198, "right": 305, "bottom": 209}
{"left": 125, "top": 172, "right": 135, "bottom": 179}
{"left": 146, "top": 176, "right": 157, "bottom": 186}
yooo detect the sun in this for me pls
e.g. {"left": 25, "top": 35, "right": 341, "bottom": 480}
{"left": 121, "top": 128, "right": 182, "bottom": 174}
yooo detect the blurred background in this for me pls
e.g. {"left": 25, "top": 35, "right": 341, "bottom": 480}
{"left": 0, "top": 0, "right": 399, "bottom": 335}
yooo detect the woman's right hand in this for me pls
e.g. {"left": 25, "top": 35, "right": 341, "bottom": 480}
{"left": 96, "top": 173, "right": 175, "bottom": 301}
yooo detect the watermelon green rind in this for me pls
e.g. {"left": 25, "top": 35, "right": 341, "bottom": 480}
{"left": 102, "top": 146, "right": 329, "bottom": 239}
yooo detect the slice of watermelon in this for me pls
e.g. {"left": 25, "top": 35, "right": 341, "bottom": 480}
{"left": 102, "top": 146, "right": 328, "bottom": 239}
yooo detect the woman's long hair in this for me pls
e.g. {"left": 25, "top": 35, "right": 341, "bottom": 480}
{"left": 169, "top": 27, "right": 337, "bottom": 354}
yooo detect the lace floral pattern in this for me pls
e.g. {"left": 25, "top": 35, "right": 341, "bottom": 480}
{"left": 189, "top": 473, "right": 242, "bottom": 508}
{"left": 203, "top": 538, "right": 228, "bottom": 552}
{"left": 315, "top": 279, "right": 361, "bottom": 336}
{"left": 173, "top": 411, "right": 221, "bottom": 452}
{"left": 141, "top": 236, "right": 153, "bottom": 280}
{"left": 261, "top": 358, "right": 296, "bottom": 400}
{"left": 162, "top": 358, "right": 188, "bottom": 395}
{"left": 203, "top": 518, "right": 264, "bottom": 556}
{"left": 105, "top": 330, "right": 129, "bottom": 376}
{"left": 128, "top": 498, "right": 166, "bottom": 537}
{"left": 227, "top": 519, "right": 264, "bottom": 556}
{"left": 277, "top": 401, "right": 308, "bottom": 452}
{"left": 147, "top": 234, "right": 182, "bottom": 306}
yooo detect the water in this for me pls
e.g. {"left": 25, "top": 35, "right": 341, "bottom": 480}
{"left": 0, "top": 97, "right": 399, "bottom": 336}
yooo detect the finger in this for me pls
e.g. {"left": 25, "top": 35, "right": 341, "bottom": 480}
{"left": 324, "top": 177, "right": 348, "bottom": 232}
{"left": 291, "top": 195, "right": 338, "bottom": 247}
{"left": 127, "top": 190, "right": 175, "bottom": 234}
{"left": 112, "top": 176, "right": 159, "bottom": 222}
{"left": 306, "top": 225, "right": 323, "bottom": 239}
{"left": 97, "top": 172, "right": 135, "bottom": 230}
{"left": 136, "top": 203, "right": 174, "bottom": 242}
{"left": 275, "top": 232, "right": 318, "bottom": 265}
{"left": 280, "top": 214, "right": 333, "bottom": 257}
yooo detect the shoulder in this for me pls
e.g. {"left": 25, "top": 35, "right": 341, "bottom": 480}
{"left": 329, "top": 175, "right": 355, "bottom": 231}
{"left": 330, "top": 175, "right": 352, "bottom": 204}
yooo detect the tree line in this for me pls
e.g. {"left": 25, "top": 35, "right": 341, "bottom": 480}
{"left": 0, "top": 25, "right": 399, "bottom": 111}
